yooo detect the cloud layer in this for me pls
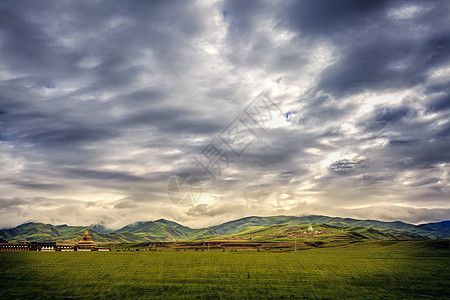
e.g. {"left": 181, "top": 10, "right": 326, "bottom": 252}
{"left": 0, "top": 0, "right": 449, "bottom": 228}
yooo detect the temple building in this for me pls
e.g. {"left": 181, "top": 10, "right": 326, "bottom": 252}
{"left": 57, "top": 244, "right": 75, "bottom": 251}
{"left": 0, "top": 241, "right": 29, "bottom": 251}
{"left": 76, "top": 229, "right": 97, "bottom": 251}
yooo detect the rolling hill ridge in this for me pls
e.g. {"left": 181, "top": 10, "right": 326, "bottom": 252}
{"left": 1, "top": 215, "right": 449, "bottom": 243}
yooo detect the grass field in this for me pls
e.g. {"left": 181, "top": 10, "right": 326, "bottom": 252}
{"left": 1, "top": 240, "right": 449, "bottom": 299}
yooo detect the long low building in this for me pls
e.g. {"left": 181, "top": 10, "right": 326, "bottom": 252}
{"left": 0, "top": 241, "right": 29, "bottom": 251}
{"left": 30, "top": 242, "right": 57, "bottom": 251}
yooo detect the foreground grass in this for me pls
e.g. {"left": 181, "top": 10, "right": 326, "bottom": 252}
{"left": 1, "top": 240, "right": 449, "bottom": 299}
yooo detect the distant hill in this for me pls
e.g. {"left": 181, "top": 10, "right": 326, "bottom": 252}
{"left": 212, "top": 223, "right": 427, "bottom": 241}
{"left": 0, "top": 222, "right": 153, "bottom": 243}
{"left": 417, "top": 220, "right": 450, "bottom": 231}
{"left": 115, "top": 219, "right": 218, "bottom": 241}
{"left": 210, "top": 215, "right": 450, "bottom": 238}
{"left": 0, "top": 215, "right": 448, "bottom": 243}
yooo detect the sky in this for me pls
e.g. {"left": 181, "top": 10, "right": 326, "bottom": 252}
{"left": 0, "top": 0, "right": 449, "bottom": 229}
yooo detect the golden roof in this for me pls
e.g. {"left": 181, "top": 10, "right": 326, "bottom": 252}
{"left": 77, "top": 229, "right": 97, "bottom": 247}
{"left": 82, "top": 229, "right": 91, "bottom": 241}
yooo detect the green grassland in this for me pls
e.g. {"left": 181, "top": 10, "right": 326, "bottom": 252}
{"left": 1, "top": 240, "right": 449, "bottom": 299}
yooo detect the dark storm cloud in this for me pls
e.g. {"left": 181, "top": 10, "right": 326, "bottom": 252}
{"left": 281, "top": 0, "right": 450, "bottom": 97}
{"left": 330, "top": 159, "right": 365, "bottom": 175}
{"left": 222, "top": 0, "right": 310, "bottom": 73}
{"left": 363, "top": 106, "right": 413, "bottom": 131}
{"left": 63, "top": 168, "right": 145, "bottom": 183}
{"left": 436, "top": 122, "right": 450, "bottom": 138}
{"left": 11, "top": 181, "right": 65, "bottom": 191}
{"left": 427, "top": 92, "right": 450, "bottom": 112}
{"left": 26, "top": 127, "right": 116, "bottom": 147}
{"left": 423, "top": 31, "right": 450, "bottom": 66}
{"left": 285, "top": 0, "right": 389, "bottom": 36}
{"left": 319, "top": 41, "right": 420, "bottom": 96}
{"left": 0, "top": 3, "right": 79, "bottom": 73}
{"left": 118, "top": 106, "right": 224, "bottom": 136}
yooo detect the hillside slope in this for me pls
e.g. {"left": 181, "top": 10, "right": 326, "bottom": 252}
{"left": 1, "top": 215, "right": 448, "bottom": 242}
{"left": 211, "top": 215, "right": 450, "bottom": 238}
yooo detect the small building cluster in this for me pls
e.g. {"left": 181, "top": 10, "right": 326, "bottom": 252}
{"left": 0, "top": 229, "right": 109, "bottom": 252}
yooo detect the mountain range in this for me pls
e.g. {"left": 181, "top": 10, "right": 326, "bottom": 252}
{"left": 1, "top": 215, "right": 449, "bottom": 243}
